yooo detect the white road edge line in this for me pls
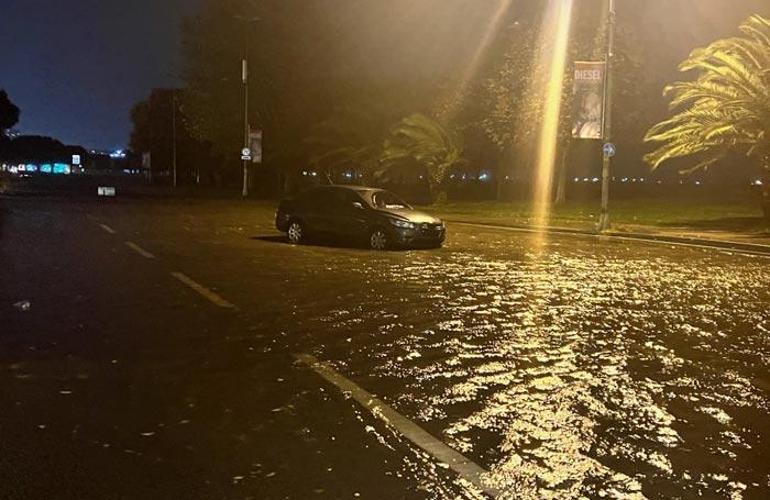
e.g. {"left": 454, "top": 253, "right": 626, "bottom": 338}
{"left": 294, "top": 353, "right": 499, "bottom": 498}
{"left": 98, "top": 223, "right": 117, "bottom": 234}
{"left": 170, "top": 272, "right": 237, "bottom": 310}
{"left": 452, "top": 221, "right": 770, "bottom": 259}
{"left": 125, "top": 241, "right": 156, "bottom": 259}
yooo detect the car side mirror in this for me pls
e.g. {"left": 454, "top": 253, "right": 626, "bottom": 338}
{"left": 352, "top": 201, "right": 365, "bottom": 210}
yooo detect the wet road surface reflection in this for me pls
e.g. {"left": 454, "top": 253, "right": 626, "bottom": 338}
{"left": 284, "top": 229, "right": 770, "bottom": 499}
{"left": 8, "top": 199, "right": 766, "bottom": 499}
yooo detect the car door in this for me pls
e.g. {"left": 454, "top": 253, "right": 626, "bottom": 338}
{"left": 327, "top": 190, "right": 369, "bottom": 238}
{"left": 318, "top": 188, "right": 352, "bottom": 235}
{"left": 298, "top": 188, "right": 332, "bottom": 234}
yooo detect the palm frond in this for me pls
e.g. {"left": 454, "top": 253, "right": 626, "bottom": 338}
{"left": 645, "top": 15, "right": 770, "bottom": 174}
{"left": 380, "top": 113, "right": 465, "bottom": 189}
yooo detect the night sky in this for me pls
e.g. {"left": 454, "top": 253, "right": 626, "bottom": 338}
{"left": 1, "top": 0, "right": 200, "bottom": 150}
{"left": 2, "top": 0, "right": 769, "bottom": 152}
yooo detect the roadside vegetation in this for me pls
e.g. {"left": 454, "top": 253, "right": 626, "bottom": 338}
{"left": 645, "top": 15, "right": 770, "bottom": 218}
{"left": 125, "top": 4, "right": 770, "bottom": 221}
{"left": 429, "top": 197, "right": 767, "bottom": 233}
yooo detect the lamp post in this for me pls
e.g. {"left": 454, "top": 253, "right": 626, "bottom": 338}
{"left": 598, "top": 0, "right": 616, "bottom": 232}
{"left": 234, "top": 14, "right": 260, "bottom": 199}
{"left": 172, "top": 88, "right": 178, "bottom": 189}
{"left": 242, "top": 58, "right": 249, "bottom": 198}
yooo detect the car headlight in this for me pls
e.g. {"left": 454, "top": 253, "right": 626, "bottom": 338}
{"left": 390, "top": 219, "right": 416, "bottom": 229}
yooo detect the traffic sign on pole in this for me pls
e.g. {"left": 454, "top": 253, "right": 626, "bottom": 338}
{"left": 603, "top": 142, "right": 616, "bottom": 158}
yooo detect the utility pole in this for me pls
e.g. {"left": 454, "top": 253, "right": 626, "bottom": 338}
{"left": 172, "top": 89, "right": 178, "bottom": 189}
{"left": 598, "top": 0, "right": 616, "bottom": 232}
{"left": 242, "top": 58, "right": 250, "bottom": 198}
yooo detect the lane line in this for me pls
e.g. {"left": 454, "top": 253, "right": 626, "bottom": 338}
{"left": 99, "top": 223, "right": 116, "bottom": 235}
{"left": 170, "top": 272, "right": 237, "bottom": 310}
{"left": 295, "top": 353, "right": 498, "bottom": 498}
{"left": 125, "top": 241, "right": 156, "bottom": 259}
{"left": 452, "top": 221, "right": 770, "bottom": 259}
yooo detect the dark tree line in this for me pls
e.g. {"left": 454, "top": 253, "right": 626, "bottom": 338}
{"left": 170, "top": 0, "right": 665, "bottom": 201}
{"left": 128, "top": 0, "right": 765, "bottom": 201}
{"left": 130, "top": 89, "right": 217, "bottom": 185}
{"left": 0, "top": 90, "right": 88, "bottom": 164}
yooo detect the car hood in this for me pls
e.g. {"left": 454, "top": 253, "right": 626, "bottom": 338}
{"left": 376, "top": 208, "right": 442, "bottom": 224}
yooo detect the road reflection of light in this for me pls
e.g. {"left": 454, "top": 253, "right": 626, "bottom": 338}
{"left": 298, "top": 236, "right": 770, "bottom": 498}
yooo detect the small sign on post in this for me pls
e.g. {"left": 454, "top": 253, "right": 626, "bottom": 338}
{"left": 98, "top": 187, "right": 116, "bottom": 197}
{"left": 603, "top": 142, "right": 616, "bottom": 158}
{"left": 72, "top": 154, "right": 81, "bottom": 166}
{"left": 241, "top": 147, "right": 252, "bottom": 161}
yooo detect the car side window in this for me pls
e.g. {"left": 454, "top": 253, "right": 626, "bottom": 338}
{"left": 340, "top": 190, "right": 361, "bottom": 209}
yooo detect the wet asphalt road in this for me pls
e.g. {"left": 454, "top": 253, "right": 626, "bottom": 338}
{"left": 0, "top": 196, "right": 768, "bottom": 500}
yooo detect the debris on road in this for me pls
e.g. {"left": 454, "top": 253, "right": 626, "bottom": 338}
{"left": 13, "top": 300, "right": 31, "bottom": 312}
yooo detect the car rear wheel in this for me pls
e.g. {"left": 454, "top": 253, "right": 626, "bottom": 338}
{"left": 287, "top": 220, "right": 305, "bottom": 244}
{"left": 369, "top": 227, "right": 389, "bottom": 251}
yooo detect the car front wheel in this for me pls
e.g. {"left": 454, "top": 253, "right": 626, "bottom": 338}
{"left": 369, "top": 227, "right": 389, "bottom": 251}
{"left": 287, "top": 220, "right": 305, "bottom": 244}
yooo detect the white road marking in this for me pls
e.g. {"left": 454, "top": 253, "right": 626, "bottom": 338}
{"left": 295, "top": 353, "right": 498, "bottom": 498}
{"left": 125, "top": 241, "right": 156, "bottom": 259}
{"left": 170, "top": 272, "right": 237, "bottom": 309}
{"left": 99, "top": 223, "right": 116, "bottom": 234}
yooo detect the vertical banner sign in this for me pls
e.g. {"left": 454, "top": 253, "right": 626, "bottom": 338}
{"left": 249, "top": 129, "right": 263, "bottom": 164}
{"left": 142, "top": 152, "right": 152, "bottom": 170}
{"left": 572, "top": 61, "right": 606, "bottom": 140}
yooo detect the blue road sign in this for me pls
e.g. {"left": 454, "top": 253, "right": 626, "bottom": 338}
{"left": 603, "top": 143, "right": 616, "bottom": 158}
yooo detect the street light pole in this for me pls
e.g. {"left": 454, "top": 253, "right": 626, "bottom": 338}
{"left": 598, "top": 0, "right": 616, "bottom": 232}
{"left": 242, "top": 58, "right": 249, "bottom": 198}
{"left": 172, "top": 89, "right": 178, "bottom": 189}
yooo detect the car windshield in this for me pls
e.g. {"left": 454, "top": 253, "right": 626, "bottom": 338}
{"left": 371, "top": 191, "right": 410, "bottom": 210}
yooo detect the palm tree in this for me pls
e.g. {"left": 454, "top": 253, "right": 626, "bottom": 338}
{"left": 644, "top": 15, "right": 770, "bottom": 216}
{"left": 379, "top": 113, "right": 465, "bottom": 202}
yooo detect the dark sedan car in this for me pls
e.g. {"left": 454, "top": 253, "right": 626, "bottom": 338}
{"left": 275, "top": 186, "right": 446, "bottom": 250}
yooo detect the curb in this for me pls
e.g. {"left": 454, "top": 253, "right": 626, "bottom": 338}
{"left": 447, "top": 219, "right": 770, "bottom": 256}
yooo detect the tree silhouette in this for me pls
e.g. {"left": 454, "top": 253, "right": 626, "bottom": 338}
{"left": 0, "top": 90, "right": 20, "bottom": 136}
